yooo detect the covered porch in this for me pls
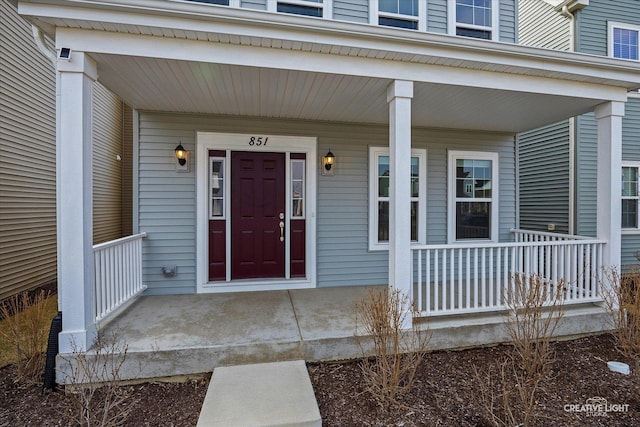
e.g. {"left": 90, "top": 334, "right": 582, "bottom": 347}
{"left": 64, "top": 285, "right": 610, "bottom": 382}
{"left": 17, "top": 1, "right": 640, "bottom": 359}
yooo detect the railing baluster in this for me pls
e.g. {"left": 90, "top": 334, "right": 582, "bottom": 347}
{"left": 457, "top": 248, "right": 463, "bottom": 310}
{"left": 434, "top": 250, "right": 439, "bottom": 313}
{"left": 93, "top": 233, "right": 148, "bottom": 323}
{"left": 426, "top": 249, "right": 431, "bottom": 314}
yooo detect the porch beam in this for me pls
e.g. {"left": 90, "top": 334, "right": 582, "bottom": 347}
{"left": 594, "top": 101, "right": 625, "bottom": 271}
{"left": 57, "top": 52, "right": 98, "bottom": 353}
{"left": 387, "top": 80, "right": 413, "bottom": 327}
{"left": 53, "top": 28, "right": 630, "bottom": 103}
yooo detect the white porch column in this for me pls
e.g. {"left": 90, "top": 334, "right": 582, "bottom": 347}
{"left": 57, "top": 52, "right": 98, "bottom": 353}
{"left": 387, "top": 80, "right": 413, "bottom": 325}
{"left": 594, "top": 101, "right": 625, "bottom": 271}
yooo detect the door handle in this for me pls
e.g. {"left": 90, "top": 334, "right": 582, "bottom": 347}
{"left": 279, "top": 221, "right": 285, "bottom": 242}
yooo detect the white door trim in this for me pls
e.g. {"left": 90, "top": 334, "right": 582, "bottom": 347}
{"left": 196, "top": 132, "right": 317, "bottom": 293}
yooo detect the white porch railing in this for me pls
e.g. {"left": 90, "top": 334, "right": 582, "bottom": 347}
{"left": 412, "top": 230, "right": 605, "bottom": 316}
{"left": 93, "top": 232, "right": 147, "bottom": 322}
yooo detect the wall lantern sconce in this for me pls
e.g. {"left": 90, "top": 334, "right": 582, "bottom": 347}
{"left": 322, "top": 150, "right": 335, "bottom": 176}
{"left": 174, "top": 143, "right": 189, "bottom": 172}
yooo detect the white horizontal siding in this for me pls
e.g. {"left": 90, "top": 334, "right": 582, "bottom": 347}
{"left": 138, "top": 113, "right": 517, "bottom": 294}
{"left": 0, "top": 1, "right": 56, "bottom": 300}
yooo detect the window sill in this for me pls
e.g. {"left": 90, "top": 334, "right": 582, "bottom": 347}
{"left": 622, "top": 229, "right": 640, "bottom": 235}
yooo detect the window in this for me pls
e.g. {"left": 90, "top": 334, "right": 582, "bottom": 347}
{"left": 451, "top": 0, "right": 497, "bottom": 41}
{"left": 209, "top": 157, "right": 226, "bottom": 218}
{"left": 609, "top": 23, "right": 640, "bottom": 61}
{"left": 377, "top": 0, "right": 420, "bottom": 30}
{"left": 622, "top": 163, "right": 640, "bottom": 230}
{"left": 448, "top": 151, "right": 498, "bottom": 242}
{"left": 369, "top": 147, "right": 426, "bottom": 250}
{"left": 277, "top": 0, "right": 324, "bottom": 17}
{"left": 291, "top": 158, "right": 305, "bottom": 218}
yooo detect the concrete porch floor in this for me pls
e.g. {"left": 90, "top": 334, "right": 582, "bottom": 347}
{"left": 58, "top": 285, "right": 612, "bottom": 382}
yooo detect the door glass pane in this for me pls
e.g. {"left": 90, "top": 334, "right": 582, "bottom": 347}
{"left": 210, "top": 159, "right": 225, "bottom": 218}
{"left": 378, "top": 201, "right": 389, "bottom": 242}
{"left": 291, "top": 159, "right": 305, "bottom": 218}
{"left": 456, "top": 202, "right": 491, "bottom": 239}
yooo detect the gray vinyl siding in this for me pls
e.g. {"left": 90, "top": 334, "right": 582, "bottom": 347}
{"left": 499, "top": 0, "right": 517, "bottom": 43}
{"left": 0, "top": 1, "right": 57, "bottom": 300}
{"left": 575, "top": 0, "right": 640, "bottom": 57}
{"left": 518, "top": 0, "right": 570, "bottom": 50}
{"left": 333, "top": 0, "right": 368, "bottom": 23}
{"left": 138, "top": 113, "right": 517, "bottom": 295}
{"left": 623, "top": 97, "right": 640, "bottom": 161}
{"left": 427, "top": 0, "right": 448, "bottom": 34}
{"left": 518, "top": 121, "right": 570, "bottom": 233}
{"left": 93, "top": 83, "right": 125, "bottom": 244}
{"left": 240, "top": 0, "right": 266, "bottom": 11}
{"left": 574, "top": 113, "right": 597, "bottom": 237}
{"left": 622, "top": 235, "right": 640, "bottom": 268}
{"left": 573, "top": 1, "right": 640, "bottom": 266}
{"left": 122, "top": 104, "right": 134, "bottom": 236}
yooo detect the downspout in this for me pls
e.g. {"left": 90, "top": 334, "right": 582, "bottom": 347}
{"left": 31, "top": 25, "right": 56, "bottom": 65}
{"left": 31, "top": 24, "right": 62, "bottom": 390}
{"left": 560, "top": 5, "right": 577, "bottom": 235}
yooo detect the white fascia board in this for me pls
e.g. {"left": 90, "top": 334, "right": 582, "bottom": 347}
{"left": 55, "top": 27, "right": 630, "bottom": 102}
{"left": 22, "top": 0, "right": 640, "bottom": 92}
{"left": 554, "top": 0, "right": 589, "bottom": 13}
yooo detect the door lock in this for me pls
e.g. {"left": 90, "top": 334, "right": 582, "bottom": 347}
{"left": 279, "top": 212, "right": 285, "bottom": 220}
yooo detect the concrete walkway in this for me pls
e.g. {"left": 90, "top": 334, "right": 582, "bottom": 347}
{"left": 196, "top": 360, "right": 321, "bottom": 427}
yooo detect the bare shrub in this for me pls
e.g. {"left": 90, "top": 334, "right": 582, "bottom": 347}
{"left": 602, "top": 266, "right": 640, "bottom": 359}
{"left": 0, "top": 290, "right": 51, "bottom": 382}
{"left": 476, "top": 274, "right": 565, "bottom": 427}
{"left": 355, "top": 287, "right": 429, "bottom": 409}
{"left": 59, "top": 331, "right": 138, "bottom": 426}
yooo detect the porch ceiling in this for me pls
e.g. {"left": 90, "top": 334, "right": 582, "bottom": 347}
{"left": 93, "top": 53, "right": 604, "bottom": 133}
{"left": 19, "top": 0, "right": 640, "bottom": 133}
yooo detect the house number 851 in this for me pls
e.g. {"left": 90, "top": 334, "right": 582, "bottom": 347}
{"left": 249, "top": 136, "right": 268, "bottom": 146}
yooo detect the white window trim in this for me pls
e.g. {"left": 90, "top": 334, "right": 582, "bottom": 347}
{"left": 448, "top": 0, "right": 499, "bottom": 41}
{"left": 370, "top": 0, "right": 427, "bottom": 32}
{"left": 269, "top": 0, "right": 331, "bottom": 18}
{"left": 622, "top": 161, "right": 640, "bottom": 235}
{"left": 447, "top": 150, "right": 499, "bottom": 243}
{"left": 368, "top": 146, "right": 427, "bottom": 251}
{"left": 608, "top": 21, "right": 640, "bottom": 61}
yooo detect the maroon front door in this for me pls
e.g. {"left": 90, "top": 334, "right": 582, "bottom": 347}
{"left": 231, "top": 151, "right": 286, "bottom": 280}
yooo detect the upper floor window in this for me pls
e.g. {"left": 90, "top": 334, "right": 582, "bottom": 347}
{"left": 609, "top": 22, "right": 640, "bottom": 61}
{"left": 451, "top": 0, "right": 498, "bottom": 41}
{"left": 277, "top": 0, "right": 324, "bottom": 17}
{"left": 622, "top": 163, "right": 640, "bottom": 230}
{"left": 448, "top": 151, "right": 499, "bottom": 242}
{"left": 378, "top": 0, "right": 420, "bottom": 30}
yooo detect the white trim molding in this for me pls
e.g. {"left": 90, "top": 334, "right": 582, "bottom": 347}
{"left": 195, "top": 132, "right": 317, "bottom": 293}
